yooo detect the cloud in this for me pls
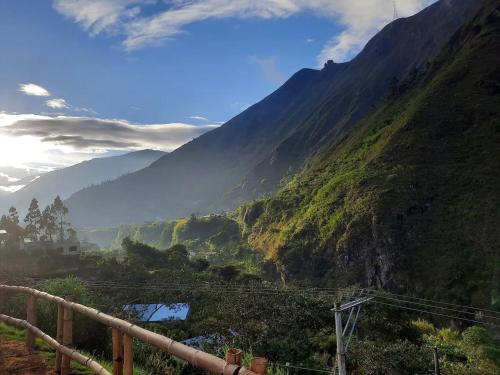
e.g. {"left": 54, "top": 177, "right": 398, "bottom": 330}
{"left": 19, "top": 83, "right": 50, "bottom": 97}
{"left": 188, "top": 115, "right": 209, "bottom": 121}
{"left": 250, "top": 56, "right": 286, "bottom": 85}
{"left": 316, "top": 0, "right": 437, "bottom": 65}
{"left": 53, "top": 0, "right": 436, "bottom": 64}
{"left": 0, "top": 112, "right": 218, "bottom": 152}
{"left": 46, "top": 98, "right": 69, "bottom": 109}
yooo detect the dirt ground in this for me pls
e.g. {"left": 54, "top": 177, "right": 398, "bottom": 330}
{"left": 0, "top": 339, "right": 55, "bottom": 375}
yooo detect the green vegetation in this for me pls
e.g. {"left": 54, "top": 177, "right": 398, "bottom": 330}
{"left": 0, "top": 322, "right": 149, "bottom": 375}
{"left": 239, "top": 0, "right": 500, "bottom": 308}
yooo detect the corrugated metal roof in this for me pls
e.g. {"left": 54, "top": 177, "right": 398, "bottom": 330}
{"left": 123, "top": 303, "right": 190, "bottom": 322}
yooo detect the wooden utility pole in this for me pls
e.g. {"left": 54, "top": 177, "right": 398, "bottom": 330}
{"left": 434, "top": 347, "right": 441, "bottom": 375}
{"left": 334, "top": 303, "right": 347, "bottom": 375}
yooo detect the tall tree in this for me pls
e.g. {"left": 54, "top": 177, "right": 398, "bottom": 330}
{"left": 51, "top": 196, "right": 69, "bottom": 242}
{"left": 8, "top": 206, "right": 19, "bottom": 224}
{"left": 40, "top": 205, "right": 57, "bottom": 241}
{"left": 24, "top": 198, "right": 42, "bottom": 241}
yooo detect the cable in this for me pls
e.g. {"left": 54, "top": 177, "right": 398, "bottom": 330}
{"left": 363, "top": 289, "right": 500, "bottom": 315}
{"left": 269, "top": 362, "right": 333, "bottom": 373}
{"left": 21, "top": 278, "right": 500, "bottom": 319}
{"left": 371, "top": 300, "right": 500, "bottom": 328}
{"left": 364, "top": 293, "right": 500, "bottom": 321}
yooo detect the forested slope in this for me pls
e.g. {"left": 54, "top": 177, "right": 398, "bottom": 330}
{"left": 239, "top": 0, "right": 500, "bottom": 306}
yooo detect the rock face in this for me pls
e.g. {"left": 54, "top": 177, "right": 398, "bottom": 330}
{"left": 65, "top": 0, "right": 478, "bottom": 228}
{"left": 243, "top": 0, "right": 500, "bottom": 305}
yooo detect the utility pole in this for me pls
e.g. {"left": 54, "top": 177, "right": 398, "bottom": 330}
{"left": 433, "top": 347, "right": 441, "bottom": 375}
{"left": 393, "top": 0, "right": 399, "bottom": 20}
{"left": 332, "top": 296, "right": 373, "bottom": 375}
{"left": 334, "top": 303, "right": 347, "bottom": 375}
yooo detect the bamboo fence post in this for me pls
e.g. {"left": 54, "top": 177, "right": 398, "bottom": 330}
{"left": 26, "top": 294, "right": 37, "bottom": 351}
{"left": 112, "top": 328, "right": 124, "bottom": 375}
{"left": 61, "top": 298, "right": 73, "bottom": 375}
{"left": 123, "top": 334, "right": 133, "bottom": 375}
{"left": 0, "top": 290, "right": 5, "bottom": 313}
{"left": 249, "top": 357, "right": 268, "bottom": 375}
{"left": 56, "top": 303, "right": 64, "bottom": 373}
{"left": 226, "top": 348, "right": 243, "bottom": 366}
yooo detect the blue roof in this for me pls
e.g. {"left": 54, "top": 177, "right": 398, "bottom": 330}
{"left": 123, "top": 303, "right": 190, "bottom": 322}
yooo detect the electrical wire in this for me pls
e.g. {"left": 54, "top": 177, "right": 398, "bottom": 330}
{"left": 362, "top": 289, "right": 500, "bottom": 316}
{"left": 370, "top": 300, "right": 500, "bottom": 328}
{"left": 269, "top": 362, "right": 334, "bottom": 373}
{"left": 363, "top": 292, "right": 500, "bottom": 321}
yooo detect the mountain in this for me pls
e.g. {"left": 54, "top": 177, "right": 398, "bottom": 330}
{"left": 0, "top": 166, "right": 42, "bottom": 195}
{"left": 2, "top": 150, "right": 165, "bottom": 214}
{"left": 66, "top": 0, "right": 478, "bottom": 228}
{"left": 240, "top": 0, "right": 500, "bottom": 304}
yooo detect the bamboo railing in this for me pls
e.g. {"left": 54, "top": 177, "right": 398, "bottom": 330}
{"left": 0, "top": 285, "right": 266, "bottom": 375}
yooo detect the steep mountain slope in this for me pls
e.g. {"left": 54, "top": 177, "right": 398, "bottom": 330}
{"left": 240, "top": 0, "right": 500, "bottom": 306}
{"left": 4, "top": 150, "right": 165, "bottom": 213}
{"left": 66, "top": 0, "right": 478, "bottom": 228}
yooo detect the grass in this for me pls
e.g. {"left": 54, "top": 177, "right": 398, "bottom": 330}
{"left": 0, "top": 322, "right": 149, "bottom": 375}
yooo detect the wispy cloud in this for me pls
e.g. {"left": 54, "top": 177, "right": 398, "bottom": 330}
{"left": 53, "top": 0, "right": 436, "bottom": 64}
{"left": 1, "top": 113, "right": 218, "bottom": 152}
{"left": 46, "top": 98, "right": 69, "bottom": 109}
{"left": 19, "top": 83, "right": 50, "bottom": 97}
{"left": 250, "top": 56, "right": 285, "bottom": 85}
{"left": 188, "top": 115, "right": 209, "bottom": 121}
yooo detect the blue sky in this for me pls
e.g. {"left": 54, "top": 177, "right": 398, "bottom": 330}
{"left": 0, "top": 0, "right": 435, "bottom": 171}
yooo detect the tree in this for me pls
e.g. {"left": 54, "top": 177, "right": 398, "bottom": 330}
{"left": 51, "top": 196, "right": 69, "bottom": 242}
{"left": 40, "top": 205, "right": 57, "bottom": 241}
{"left": 8, "top": 206, "right": 19, "bottom": 224}
{"left": 24, "top": 198, "right": 42, "bottom": 241}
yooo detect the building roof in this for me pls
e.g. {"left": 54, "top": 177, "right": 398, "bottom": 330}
{"left": 0, "top": 221, "right": 25, "bottom": 236}
{"left": 123, "top": 303, "right": 190, "bottom": 322}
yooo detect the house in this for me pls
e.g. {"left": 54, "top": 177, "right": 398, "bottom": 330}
{"left": 0, "top": 230, "right": 7, "bottom": 247}
{"left": 23, "top": 239, "right": 82, "bottom": 256}
{"left": 122, "top": 303, "right": 190, "bottom": 323}
{"left": 0, "top": 221, "right": 25, "bottom": 250}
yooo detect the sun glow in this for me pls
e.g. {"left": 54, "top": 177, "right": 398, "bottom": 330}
{"left": 0, "top": 134, "right": 53, "bottom": 168}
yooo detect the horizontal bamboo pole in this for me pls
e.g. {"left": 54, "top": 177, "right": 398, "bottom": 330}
{"left": 0, "top": 285, "right": 259, "bottom": 375}
{"left": 0, "top": 313, "right": 110, "bottom": 375}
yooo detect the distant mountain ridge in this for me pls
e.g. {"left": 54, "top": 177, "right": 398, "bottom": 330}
{"left": 66, "top": 0, "right": 478, "bottom": 228}
{"left": 2, "top": 149, "right": 165, "bottom": 214}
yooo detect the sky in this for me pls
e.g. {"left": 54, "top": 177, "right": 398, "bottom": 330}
{"left": 0, "top": 0, "right": 436, "bottom": 175}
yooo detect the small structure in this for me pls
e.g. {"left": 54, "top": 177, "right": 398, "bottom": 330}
{"left": 23, "top": 239, "right": 81, "bottom": 256}
{"left": 123, "top": 303, "right": 190, "bottom": 323}
{"left": 0, "top": 221, "right": 25, "bottom": 250}
{"left": 0, "top": 229, "right": 7, "bottom": 248}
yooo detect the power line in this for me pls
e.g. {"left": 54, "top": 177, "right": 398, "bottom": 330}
{"left": 371, "top": 300, "right": 500, "bottom": 328}
{"left": 363, "top": 289, "right": 500, "bottom": 315}
{"left": 18, "top": 278, "right": 500, "bottom": 321}
{"left": 269, "top": 362, "right": 333, "bottom": 374}
{"left": 364, "top": 293, "right": 500, "bottom": 321}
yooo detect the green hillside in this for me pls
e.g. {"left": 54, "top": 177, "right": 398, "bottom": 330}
{"left": 239, "top": 0, "right": 500, "bottom": 306}
{"left": 66, "top": 0, "right": 477, "bottom": 228}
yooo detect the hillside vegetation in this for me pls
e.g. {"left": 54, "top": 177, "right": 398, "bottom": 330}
{"left": 239, "top": 0, "right": 500, "bottom": 307}
{"left": 66, "top": 0, "right": 477, "bottom": 228}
